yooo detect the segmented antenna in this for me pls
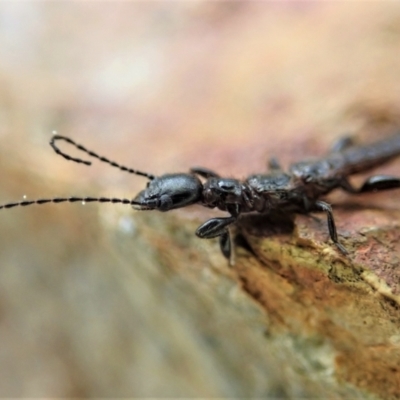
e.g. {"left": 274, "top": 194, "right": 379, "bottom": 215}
{"left": 50, "top": 135, "right": 155, "bottom": 180}
{"left": 0, "top": 196, "right": 144, "bottom": 210}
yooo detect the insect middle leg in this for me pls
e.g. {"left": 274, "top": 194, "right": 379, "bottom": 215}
{"left": 267, "top": 157, "right": 282, "bottom": 171}
{"left": 190, "top": 167, "right": 220, "bottom": 178}
{"left": 330, "top": 135, "right": 355, "bottom": 153}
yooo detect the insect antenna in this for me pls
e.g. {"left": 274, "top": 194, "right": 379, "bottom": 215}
{"left": 0, "top": 196, "right": 144, "bottom": 210}
{"left": 50, "top": 135, "right": 155, "bottom": 180}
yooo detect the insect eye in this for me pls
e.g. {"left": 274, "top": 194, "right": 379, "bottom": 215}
{"left": 172, "top": 192, "right": 190, "bottom": 201}
{"left": 158, "top": 194, "right": 173, "bottom": 211}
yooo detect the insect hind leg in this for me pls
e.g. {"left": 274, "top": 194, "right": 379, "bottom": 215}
{"left": 339, "top": 175, "right": 400, "bottom": 193}
{"left": 358, "top": 175, "right": 400, "bottom": 193}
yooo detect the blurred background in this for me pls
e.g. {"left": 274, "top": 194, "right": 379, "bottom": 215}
{"left": 0, "top": 2, "right": 400, "bottom": 397}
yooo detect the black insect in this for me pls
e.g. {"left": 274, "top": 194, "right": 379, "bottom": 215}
{"left": 1, "top": 133, "right": 400, "bottom": 262}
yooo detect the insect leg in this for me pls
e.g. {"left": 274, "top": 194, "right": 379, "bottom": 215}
{"left": 339, "top": 175, "right": 400, "bottom": 193}
{"left": 219, "top": 231, "right": 231, "bottom": 259}
{"left": 358, "top": 175, "right": 400, "bottom": 193}
{"left": 195, "top": 216, "right": 237, "bottom": 239}
{"left": 268, "top": 157, "right": 282, "bottom": 171}
{"left": 190, "top": 167, "right": 220, "bottom": 179}
{"left": 330, "top": 135, "right": 355, "bottom": 153}
{"left": 196, "top": 217, "right": 236, "bottom": 261}
{"left": 314, "top": 200, "right": 348, "bottom": 254}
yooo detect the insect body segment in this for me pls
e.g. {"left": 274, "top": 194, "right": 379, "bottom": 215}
{"left": 2, "top": 133, "right": 400, "bottom": 262}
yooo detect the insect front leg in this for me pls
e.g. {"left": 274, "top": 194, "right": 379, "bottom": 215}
{"left": 195, "top": 215, "right": 237, "bottom": 239}
{"left": 314, "top": 200, "right": 348, "bottom": 255}
{"left": 195, "top": 214, "right": 237, "bottom": 261}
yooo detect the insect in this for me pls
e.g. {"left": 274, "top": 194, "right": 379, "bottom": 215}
{"left": 1, "top": 133, "right": 400, "bottom": 262}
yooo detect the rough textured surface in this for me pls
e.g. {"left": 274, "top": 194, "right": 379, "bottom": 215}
{"left": 0, "top": 2, "right": 400, "bottom": 398}
{"left": 238, "top": 212, "right": 400, "bottom": 399}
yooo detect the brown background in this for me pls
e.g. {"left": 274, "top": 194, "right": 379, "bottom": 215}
{"left": 0, "top": 2, "right": 400, "bottom": 397}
